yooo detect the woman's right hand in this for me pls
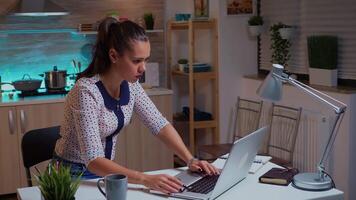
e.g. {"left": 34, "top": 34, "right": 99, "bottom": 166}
{"left": 142, "top": 174, "right": 183, "bottom": 194}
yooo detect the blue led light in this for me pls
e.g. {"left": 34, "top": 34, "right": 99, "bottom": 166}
{"left": 0, "top": 31, "right": 95, "bottom": 91}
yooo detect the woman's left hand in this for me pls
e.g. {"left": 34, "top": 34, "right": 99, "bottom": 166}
{"left": 188, "top": 159, "right": 220, "bottom": 175}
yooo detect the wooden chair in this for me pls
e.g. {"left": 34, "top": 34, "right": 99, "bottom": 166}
{"left": 265, "top": 104, "right": 302, "bottom": 168}
{"left": 198, "top": 97, "right": 263, "bottom": 160}
{"left": 21, "top": 126, "right": 61, "bottom": 186}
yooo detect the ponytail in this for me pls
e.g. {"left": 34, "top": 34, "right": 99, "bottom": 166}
{"left": 76, "top": 17, "right": 148, "bottom": 81}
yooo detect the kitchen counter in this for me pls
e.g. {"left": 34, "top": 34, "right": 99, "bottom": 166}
{"left": 0, "top": 87, "right": 173, "bottom": 107}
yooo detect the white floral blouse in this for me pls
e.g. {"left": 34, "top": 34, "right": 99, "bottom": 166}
{"left": 54, "top": 75, "right": 169, "bottom": 166}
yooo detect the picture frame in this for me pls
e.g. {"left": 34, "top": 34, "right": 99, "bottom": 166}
{"left": 194, "top": 0, "right": 209, "bottom": 19}
{"left": 226, "top": 0, "right": 254, "bottom": 16}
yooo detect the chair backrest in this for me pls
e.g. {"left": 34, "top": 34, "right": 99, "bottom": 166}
{"left": 267, "top": 104, "right": 302, "bottom": 164}
{"left": 233, "top": 97, "right": 263, "bottom": 141}
{"left": 21, "top": 126, "right": 61, "bottom": 186}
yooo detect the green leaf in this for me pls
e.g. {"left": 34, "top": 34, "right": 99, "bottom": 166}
{"left": 36, "top": 163, "right": 82, "bottom": 200}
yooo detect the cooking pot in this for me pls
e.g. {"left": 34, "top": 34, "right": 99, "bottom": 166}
{"left": 40, "top": 66, "right": 67, "bottom": 90}
{"left": 1, "top": 74, "right": 42, "bottom": 92}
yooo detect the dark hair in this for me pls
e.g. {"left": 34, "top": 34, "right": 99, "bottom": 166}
{"left": 76, "top": 17, "right": 149, "bottom": 80}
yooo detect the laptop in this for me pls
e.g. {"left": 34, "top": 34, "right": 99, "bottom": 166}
{"left": 150, "top": 126, "right": 268, "bottom": 200}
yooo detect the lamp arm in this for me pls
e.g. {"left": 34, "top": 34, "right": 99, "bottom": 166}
{"left": 273, "top": 73, "right": 346, "bottom": 113}
{"left": 273, "top": 73, "right": 347, "bottom": 176}
{"left": 318, "top": 111, "right": 344, "bottom": 172}
{"left": 289, "top": 78, "right": 346, "bottom": 112}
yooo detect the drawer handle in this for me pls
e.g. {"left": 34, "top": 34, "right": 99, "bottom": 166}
{"left": 8, "top": 110, "right": 15, "bottom": 135}
{"left": 20, "top": 109, "right": 26, "bottom": 134}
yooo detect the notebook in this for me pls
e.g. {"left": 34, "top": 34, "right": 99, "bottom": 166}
{"left": 259, "top": 167, "right": 299, "bottom": 186}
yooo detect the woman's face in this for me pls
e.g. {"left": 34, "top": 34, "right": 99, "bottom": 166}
{"left": 110, "top": 40, "right": 150, "bottom": 83}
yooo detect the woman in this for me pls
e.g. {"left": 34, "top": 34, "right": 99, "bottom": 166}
{"left": 54, "top": 17, "right": 219, "bottom": 194}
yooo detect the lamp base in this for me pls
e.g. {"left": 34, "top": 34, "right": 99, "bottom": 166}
{"left": 292, "top": 172, "right": 333, "bottom": 191}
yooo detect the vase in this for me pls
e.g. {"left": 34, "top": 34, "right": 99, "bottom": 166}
{"left": 145, "top": 20, "right": 154, "bottom": 30}
{"left": 309, "top": 68, "right": 337, "bottom": 87}
{"left": 178, "top": 64, "right": 187, "bottom": 72}
{"left": 248, "top": 25, "right": 263, "bottom": 37}
{"left": 41, "top": 194, "right": 75, "bottom": 200}
{"left": 279, "top": 27, "right": 294, "bottom": 40}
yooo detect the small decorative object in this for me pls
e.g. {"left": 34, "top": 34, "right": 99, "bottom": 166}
{"left": 307, "top": 35, "right": 338, "bottom": 86}
{"left": 177, "top": 59, "right": 188, "bottom": 72}
{"left": 270, "top": 22, "right": 292, "bottom": 67}
{"left": 175, "top": 13, "right": 191, "bottom": 21}
{"left": 143, "top": 13, "right": 155, "bottom": 30}
{"left": 106, "top": 10, "right": 119, "bottom": 20}
{"left": 227, "top": 0, "right": 253, "bottom": 15}
{"left": 36, "top": 163, "right": 82, "bottom": 200}
{"left": 194, "top": 0, "right": 209, "bottom": 19}
{"left": 247, "top": 15, "right": 263, "bottom": 36}
{"left": 278, "top": 24, "right": 295, "bottom": 40}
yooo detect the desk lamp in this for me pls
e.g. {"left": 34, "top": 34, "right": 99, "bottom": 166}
{"left": 257, "top": 64, "right": 347, "bottom": 191}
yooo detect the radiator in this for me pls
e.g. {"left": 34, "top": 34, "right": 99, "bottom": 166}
{"left": 293, "top": 109, "right": 331, "bottom": 172}
{"left": 257, "top": 104, "right": 331, "bottom": 172}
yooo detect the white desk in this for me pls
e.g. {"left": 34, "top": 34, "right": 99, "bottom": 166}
{"left": 17, "top": 162, "right": 343, "bottom": 200}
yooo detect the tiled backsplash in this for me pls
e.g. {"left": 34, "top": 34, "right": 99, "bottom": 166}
{"left": 0, "top": 0, "right": 166, "bottom": 91}
{"left": 0, "top": 32, "right": 95, "bottom": 90}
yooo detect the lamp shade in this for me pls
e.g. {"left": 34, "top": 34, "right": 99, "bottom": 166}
{"left": 256, "top": 64, "right": 284, "bottom": 101}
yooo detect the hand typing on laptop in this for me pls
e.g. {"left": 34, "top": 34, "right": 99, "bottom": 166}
{"left": 149, "top": 127, "right": 268, "bottom": 200}
{"left": 143, "top": 158, "right": 220, "bottom": 194}
{"left": 141, "top": 173, "right": 183, "bottom": 194}
{"left": 187, "top": 158, "right": 220, "bottom": 176}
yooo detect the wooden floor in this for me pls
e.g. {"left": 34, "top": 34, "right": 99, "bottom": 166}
{"left": 0, "top": 193, "right": 18, "bottom": 200}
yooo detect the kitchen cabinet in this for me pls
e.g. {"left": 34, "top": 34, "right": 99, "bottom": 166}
{"left": 16, "top": 103, "right": 65, "bottom": 188}
{"left": 0, "top": 106, "right": 21, "bottom": 195}
{"left": 0, "top": 102, "right": 64, "bottom": 195}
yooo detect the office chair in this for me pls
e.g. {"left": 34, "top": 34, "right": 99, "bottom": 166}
{"left": 265, "top": 103, "right": 302, "bottom": 167}
{"left": 198, "top": 97, "right": 263, "bottom": 160}
{"left": 21, "top": 126, "right": 61, "bottom": 186}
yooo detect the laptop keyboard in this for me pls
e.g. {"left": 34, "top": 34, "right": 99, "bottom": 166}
{"left": 186, "top": 174, "right": 220, "bottom": 194}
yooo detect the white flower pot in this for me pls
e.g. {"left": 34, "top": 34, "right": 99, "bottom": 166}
{"left": 279, "top": 27, "right": 294, "bottom": 40}
{"left": 178, "top": 64, "right": 187, "bottom": 72}
{"left": 248, "top": 25, "right": 263, "bottom": 37}
{"left": 309, "top": 68, "right": 338, "bottom": 87}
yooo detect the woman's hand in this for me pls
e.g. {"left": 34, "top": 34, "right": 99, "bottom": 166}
{"left": 188, "top": 159, "right": 220, "bottom": 175}
{"left": 141, "top": 174, "right": 183, "bottom": 194}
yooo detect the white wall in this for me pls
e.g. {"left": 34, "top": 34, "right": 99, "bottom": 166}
{"left": 217, "top": 1, "right": 258, "bottom": 142}
{"left": 165, "top": 0, "right": 258, "bottom": 144}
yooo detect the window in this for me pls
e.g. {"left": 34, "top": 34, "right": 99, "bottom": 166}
{"left": 259, "top": 0, "right": 356, "bottom": 80}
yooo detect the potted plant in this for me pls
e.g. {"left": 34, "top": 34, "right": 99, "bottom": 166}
{"left": 177, "top": 59, "right": 188, "bottom": 72}
{"left": 270, "top": 23, "right": 292, "bottom": 67}
{"left": 106, "top": 10, "right": 119, "bottom": 20}
{"left": 278, "top": 24, "right": 295, "bottom": 40}
{"left": 307, "top": 35, "right": 338, "bottom": 86}
{"left": 36, "top": 163, "right": 82, "bottom": 200}
{"left": 248, "top": 15, "right": 264, "bottom": 37}
{"left": 143, "top": 13, "right": 155, "bottom": 30}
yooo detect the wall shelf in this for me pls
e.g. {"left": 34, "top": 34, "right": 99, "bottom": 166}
{"left": 172, "top": 69, "right": 216, "bottom": 80}
{"left": 169, "top": 20, "right": 215, "bottom": 30}
{"left": 76, "top": 29, "right": 164, "bottom": 35}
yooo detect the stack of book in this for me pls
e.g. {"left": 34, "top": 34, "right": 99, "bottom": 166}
{"left": 78, "top": 23, "right": 96, "bottom": 32}
{"left": 183, "top": 63, "right": 211, "bottom": 73}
